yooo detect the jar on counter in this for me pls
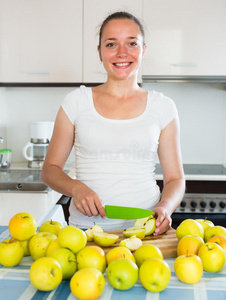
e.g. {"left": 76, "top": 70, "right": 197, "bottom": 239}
{"left": 0, "top": 149, "right": 12, "bottom": 169}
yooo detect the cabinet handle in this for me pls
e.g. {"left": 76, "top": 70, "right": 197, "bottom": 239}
{"left": 173, "top": 63, "right": 197, "bottom": 67}
{"left": 27, "top": 71, "right": 50, "bottom": 75}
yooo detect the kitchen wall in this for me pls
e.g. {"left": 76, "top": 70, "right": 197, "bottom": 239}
{"left": 0, "top": 82, "right": 226, "bottom": 165}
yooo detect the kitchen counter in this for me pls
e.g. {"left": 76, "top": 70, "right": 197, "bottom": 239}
{"left": 0, "top": 162, "right": 75, "bottom": 226}
{"left": 0, "top": 225, "right": 226, "bottom": 300}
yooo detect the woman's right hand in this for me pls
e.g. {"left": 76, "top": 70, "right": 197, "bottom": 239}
{"left": 73, "top": 181, "right": 106, "bottom": 219}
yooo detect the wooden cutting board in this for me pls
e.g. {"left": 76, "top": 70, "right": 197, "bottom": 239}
{"left": 87, "top": 227, "right": 178, "bottom": 258}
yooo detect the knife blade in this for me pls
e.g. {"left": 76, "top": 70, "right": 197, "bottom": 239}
{"left": 104, "top": 205, "right": 154, "bottom": 219}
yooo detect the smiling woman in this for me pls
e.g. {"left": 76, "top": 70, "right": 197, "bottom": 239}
{"left": 41, "top": 11, "right": 185, "bottom": 235}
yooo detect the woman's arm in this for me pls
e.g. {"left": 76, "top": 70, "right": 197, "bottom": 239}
{"left": 41, "top": 107, "right": 106, "bottom": 218}
{"left": 153, "top": 116, "right": 185, "bottom": 235}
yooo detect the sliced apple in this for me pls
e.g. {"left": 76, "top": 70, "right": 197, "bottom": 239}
{"left": 123, "top": 227, "right": 146, "bottom": 239}
{"left": 134, "top": 216, "right": 156, "bottom": 236}
{"left": 120, "top": 235, "right": 142, "bottom": 251}
{"left": 93, "top": 232, "right": 119, "bottom": 247}
{"left": 85, "top": 223, "right": 103, "bottom": 242}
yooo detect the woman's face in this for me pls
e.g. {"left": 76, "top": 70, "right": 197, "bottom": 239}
{"left": 98, "top": 19, "right": 146, "bottom": 81}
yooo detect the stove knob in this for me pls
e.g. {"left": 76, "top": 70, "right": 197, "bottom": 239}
{"left": 210, "top": 201, "right": 216, "bottom": 209}
{"left": 191, "top": 201, "right": 197, "bottom": 208}
{"left": 180, "top": 201, "right": 186, "bottom": 208}
{"left": 200, "top": 201, "right": 206, "bottom": 208}
{"left": 219, "top": 201, "right": 226, "bottom": 209}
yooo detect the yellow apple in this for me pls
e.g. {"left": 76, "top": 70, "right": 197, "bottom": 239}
{"left": 134, "top": 244, "right": 163, "bottom": 268}
{"left": 49, "top": 248, "right": 77, "bottom": 280}
{"left": 208, "top": 235, "right": 226, "bottom": 253}
{"left": 85, "top": 223, "right": 103, "bottom": 242}
{"left": 93, "top": 232, "right": 119, "bottom": 247}
{"left": 119, "top": 235, "right": 142, "bottom": 251}
{"left": 38, "top": 220, "right": 63, "bottom": 236}
{"left": 46, "top": 238, "right": 61, "bottom": 257}
{"left": 29, "top": 232, "right": 57, "bottom": 260}
{"left": 58, "top": 225, "right": 87, "bottom": 253}
{"left": 0, "top": 238, "right": 24, "bottom": 267}
{"left": 177, "top": 235, "right": 204, "bottom": 256}
{"left": 174, "top": 254, "right": 203, "bottom": 284}
{"left": 70, "top": 268, "right": 105, "bottom": 300}
{"left": 107, "top": 258, "right": 138, "bottom": 290}
{"left": 76, "top": 246, "right": 106, "bottom": 273}
{"left": 134, "top": 216, "right": 156, "bottom": 236}
{"left": 139, "top": 258, "right": 171, "bottom": 292}
{"left": 8, "top": 212, "right": 37, "bottom": 241}
{"left": 123, "top": 227, "right": 146, "bottom": 239}
{"left": 195, "top": 219, "right": 214, "bottom": 232}
{"left": 204, "top": 225, "right": 226, "bottom": 242}
{"left": 106, "top": 246, "right": 136, "bottom": 265}
{"left": 198, "top": 242, "right": 225, "bottom": 272}
{"left": 30, "top": 257, "right": 62, "bottom": 291}
{"left": 20, "top": 238, "right": 31, "bottom": 256}
{"left": 176, "top": 219, "right": 204, "bottom": 241}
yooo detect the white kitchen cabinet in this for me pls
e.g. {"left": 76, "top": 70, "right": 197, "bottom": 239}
{"left": 83, "top": 0, "right": 143, "bottom": 83}
{"left": 142, "top": 0, "right": 226, "bottom": 77}
{"left": 0, "top": 0, "right": 83, "bottom": 83}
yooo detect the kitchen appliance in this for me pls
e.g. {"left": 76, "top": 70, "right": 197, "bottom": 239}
{"left": 156, "top": 164, "right": 226, "bottom": 228}
{"left": 104, "top": 205, "right": 154, "bottom": 219}
{"left": 22, "top": 121, "right": 54, "bottom": 168}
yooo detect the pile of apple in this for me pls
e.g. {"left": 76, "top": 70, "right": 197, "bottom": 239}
{"left": 174, "top": 218, "right": 226, "bottom": 284}
{"left": 0, "top": 213, "right": 173, "bottom": 299}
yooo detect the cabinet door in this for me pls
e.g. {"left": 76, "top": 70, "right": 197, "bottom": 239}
{"left": 83, "top": 0, "right": 143, "bottom": 83}
{"left": 0, "top": 0, "right": 83, "bottom": 83}
{"left": 143, "top": 0, "right": 226, "bottom": 76}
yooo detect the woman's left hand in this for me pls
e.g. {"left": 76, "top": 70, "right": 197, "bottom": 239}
{"left": 152, "top": 207, "right": 172, "bottom": 235}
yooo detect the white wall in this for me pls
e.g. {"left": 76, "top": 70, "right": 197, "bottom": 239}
{"left": 0, "top": 82, "right": 226, "bottom": 164}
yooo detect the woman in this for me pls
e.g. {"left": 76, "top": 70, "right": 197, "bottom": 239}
{"left": 41, "top": 11, "right": 185, "bottom": 235}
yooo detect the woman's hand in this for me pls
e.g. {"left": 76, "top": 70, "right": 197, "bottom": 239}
{"left": 152, "top": 207, "right": 172, "bottom": 236}
{"left": 73, "top": 181, "right": 106, "bottom": 219}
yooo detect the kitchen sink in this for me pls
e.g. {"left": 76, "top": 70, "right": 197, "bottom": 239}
{"left": 0, "top": 169, "right": 51, "bottom": 192}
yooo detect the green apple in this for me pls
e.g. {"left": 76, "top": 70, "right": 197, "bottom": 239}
{"left": 139, "top": 258, "right": 171, "bottom": 292}
{"left": 76, "top": 246, "right": 106, "bottom": 273}
{"left": 134, "top": 216, "right": 156, "bottom": 236}
{"left": 46, "top": 238, "right": 61, "bottom": 257}
{"left": 20, "top": 238, "right": 31, "bottom": 256}
{"left": 93, "top": 232, "right": 119, "bottom": 247}
{"left": 29, "top": 257, "right": 62, "bottom": 291}
{"left": 195, "top": 219, "right": 214, "bottom": 232}
{"left": 176, "top": 219, "right": 204, "bottom": 241}
{"left": 123, "top": 227, "right": 145, "bottom": 239}
{"left": 38, "top": 220, "right": 63, "bottom": 236}
{"left": 29, "top": 232, "right": 57, "bottom": 260}
{"left": 0, "top": 238, "right": 24, "bottom": 267}
{"left": 134, "top": 244, "right": 163, "bottom": 268}
{"left": 198, "top": 242, "right": 225, "bottom": 272}
{"left": 58, "top": 225, "right": 87, "bottom": 253}
{"left": 85, "top": 223, "right": 103, "bottom": 242}
{"left": 204, "top": 225, "right": 226, "bottom": 242}
{"left": 119, "top": 235, "right": 142, "bottom": 251}
{"left": 8, "top": 212, "right": 37, "bottom": 241}
{"left": 49, "top": 248, "right": 77, "bottom": 280}
{"left": 70, "top": 268, "right": 105, "bottom": 299}
{"left": 107, "top": 258, "right": 138, "bottom": 290}
{"left": 174, "top": 254, "right": 203, "bottom": 284}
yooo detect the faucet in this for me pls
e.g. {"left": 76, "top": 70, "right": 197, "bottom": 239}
{"left": 0, "top": 137, "right": 3, "bottom": 143}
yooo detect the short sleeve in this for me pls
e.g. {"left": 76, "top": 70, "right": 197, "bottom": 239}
{"left": 159, "top": 96, "right": 178, "bottom": 130}
{"left": 61, "top": 88, "right": 81, "bottom": 125}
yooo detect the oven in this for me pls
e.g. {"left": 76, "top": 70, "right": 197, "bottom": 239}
{"left": 156, "top": 164, "right": 226, "bottom": 229}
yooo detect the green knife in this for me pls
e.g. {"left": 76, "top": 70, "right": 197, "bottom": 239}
{"left": 104, "top": 205, "right": 154, "bottom": 219}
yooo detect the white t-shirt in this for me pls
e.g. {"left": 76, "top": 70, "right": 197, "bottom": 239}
{"left": 61, "top": 85, "right": 178, "bottom": 230}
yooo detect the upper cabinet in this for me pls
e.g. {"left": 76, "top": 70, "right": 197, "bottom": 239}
{"left": 83, "top": 0, "right": 143, "bottom": 83}
{"left": 0, "top": 0, "right": 83, "bottom": 83}
{"left": 142, "top": 0, "right": 226, "bottom": 77}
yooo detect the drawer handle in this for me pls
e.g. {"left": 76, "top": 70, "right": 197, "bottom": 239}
{"left": 173, "top": 63, "right": 198, "bottom": 67}
{"left": 27, "top": 71, "right": 50, "bottom": 75}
